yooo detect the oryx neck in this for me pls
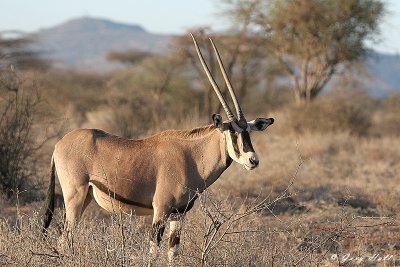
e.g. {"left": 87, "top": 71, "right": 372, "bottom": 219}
{"left": 195, "top": 129, "right": 231, "bottom": 189}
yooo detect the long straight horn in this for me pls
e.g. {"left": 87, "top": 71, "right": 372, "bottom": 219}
{"left": 190, "top": 33, "right": 235, "bottom": 121}
{"left": 209, "top": 38, "right": 247, "bottom": 126}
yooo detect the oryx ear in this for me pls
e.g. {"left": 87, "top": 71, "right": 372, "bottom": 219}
{"left": 212, "top": 114, "right": 223, "bottom": 129}
{"left": 249, "top": 117, "right": 274, "bottom": 131}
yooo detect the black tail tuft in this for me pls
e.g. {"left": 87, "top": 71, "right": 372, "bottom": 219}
{"left": 42, "top": 156, "right": 56, "bottom": 233}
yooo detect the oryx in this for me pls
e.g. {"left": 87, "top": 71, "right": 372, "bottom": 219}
{"left": 42, "top": 34, "right": 274, "bottom": 262}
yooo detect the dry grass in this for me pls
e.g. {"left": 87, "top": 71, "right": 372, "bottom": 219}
{"left": 2, "top": 31, "right": 400, "bottom": 266}
{"left": 1, "top": 125, "right": 399, "bottom": 266}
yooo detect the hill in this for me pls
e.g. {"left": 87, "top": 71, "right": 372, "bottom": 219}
{"left": 32, "top": 17, "right": 172, "bottom": 71}
{"left": 365, "top": 52, "right": 400, "bottom": 96}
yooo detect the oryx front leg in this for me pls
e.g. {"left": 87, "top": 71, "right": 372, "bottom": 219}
{"left": 149, "top": 221, "right": 165, "bottom": 255}
{"left": 168, "top": 214, "right": 182, "bottom": 262}
{"left": 149, "top": 206, "right": 168, "bottom": 263}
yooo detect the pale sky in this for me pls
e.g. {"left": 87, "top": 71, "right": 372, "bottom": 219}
{"left": 1, "top": 0, "right": 399, "bottom": 54}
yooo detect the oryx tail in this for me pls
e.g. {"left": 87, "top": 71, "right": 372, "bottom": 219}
{"left": 43, "top": 155, "right": 56, "bottom": 232}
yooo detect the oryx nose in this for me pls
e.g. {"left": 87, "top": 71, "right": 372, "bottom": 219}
{"left": 249, "top": 156, "right": 259, "bottom": 167}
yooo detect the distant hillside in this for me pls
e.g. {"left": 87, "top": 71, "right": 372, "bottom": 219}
{"left": 31, "top": 17, "right": 172, "bottom": 71}
{"left": 364, "top": 52, "right": 400, "bottom": 96}
{"left": 28, "top": 16, "right": 400, "bottom": 95}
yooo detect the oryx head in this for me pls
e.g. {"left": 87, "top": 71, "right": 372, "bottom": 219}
{"left": 191, "top": 34, "right": 274, "bottom": 170}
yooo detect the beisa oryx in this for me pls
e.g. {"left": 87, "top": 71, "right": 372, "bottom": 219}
{"left": 42, "top": 34, "right": 274, "bottom": 262}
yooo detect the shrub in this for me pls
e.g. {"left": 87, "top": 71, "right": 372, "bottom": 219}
{"left": 371, "top": 92, "right": 400, "bottom": 137}
{"left": 284, "top": 89, "right": 374, "bottom": 136}
{"left": 0, "top": 69, "right": 55, "bottom": 202}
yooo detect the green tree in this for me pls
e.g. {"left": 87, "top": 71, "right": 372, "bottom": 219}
{"left": 0, "top": 32, "right": 48, "bottom": 70}
{"left": 106, "top": 49, "right": 153, "bottom": 66}
{"left": 224, "top": 0, "right": 384, "bottom": 104}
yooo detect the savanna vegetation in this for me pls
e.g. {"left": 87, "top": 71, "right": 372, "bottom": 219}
{"left": 1, "top": 0, "right": 399, "bottom": 266}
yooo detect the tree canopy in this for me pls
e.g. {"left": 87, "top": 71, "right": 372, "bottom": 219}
{"left": 0, "top": 33, "right": 48, "bottom": 71}
{"left": 224, "top": 0, "right": 385, "bottom": 104}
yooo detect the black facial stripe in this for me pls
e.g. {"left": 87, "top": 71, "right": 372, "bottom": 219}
{"left": 241, "top": 131, "right": 254, "bottom": 153}
{"left": 230, "top": 131, "right": 240, "bottom": 157}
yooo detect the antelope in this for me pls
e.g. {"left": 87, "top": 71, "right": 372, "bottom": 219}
{"left": 42, "top": 34, "right": 274, "bottom": 262}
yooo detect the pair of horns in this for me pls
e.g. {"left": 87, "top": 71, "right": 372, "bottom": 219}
{"left": 190, "top": 33, "right": 246, "bottom": 125}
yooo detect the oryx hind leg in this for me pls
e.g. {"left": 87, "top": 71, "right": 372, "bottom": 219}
{"left": 63, "top": 183, "right": 90, "bottom": 228}
{"left": 59, "top": 180, "right": 90, "bottom": 252}
{"left": 81, "top": 189, "right": 92, "bottom": 216}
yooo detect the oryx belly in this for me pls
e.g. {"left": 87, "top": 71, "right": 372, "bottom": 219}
{"left": 89, "top": 182, "right": 153, "bottom": 216}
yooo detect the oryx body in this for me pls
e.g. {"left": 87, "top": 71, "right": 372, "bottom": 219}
{"left": 42, "top": 34, "right": 274, "bottom": 262}
{"left": 52, "top": 125, "right": 229, "bottom": 219}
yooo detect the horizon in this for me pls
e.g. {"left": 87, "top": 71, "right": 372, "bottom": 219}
{"left": 1, "top": 0, "right": 399, "bottom": 54}
{"left": 0, "top": 1, "right": 228, "bottom": 35}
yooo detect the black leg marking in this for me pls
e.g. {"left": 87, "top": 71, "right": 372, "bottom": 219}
{"left": 151, "top": 223, "right": 165, "bottom": 245}
{"left": 169, "top": 230, "right": 180, "bottom": 249}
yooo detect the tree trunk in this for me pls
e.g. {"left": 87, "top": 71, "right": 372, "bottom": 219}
{"left": 305, "top": 87, "right": 311, "bottom": 104}
{"left": 291, "top": 76, "right": 303, "bottom": 105}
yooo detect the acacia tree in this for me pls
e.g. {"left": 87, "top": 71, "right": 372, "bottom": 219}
{"left": 224, "top": 0, "right": 384, "bottom": 104}
{"left": 0, "top": 33, "right": 48, "bottom": 70}
{"left": 106, "top": 49, "right": 153, "bottom": 66}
